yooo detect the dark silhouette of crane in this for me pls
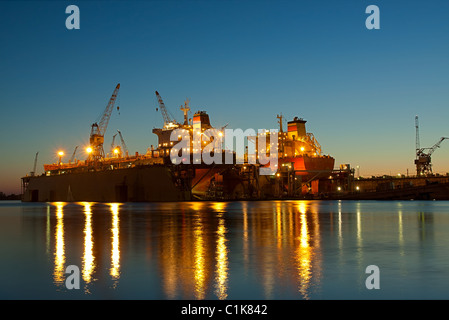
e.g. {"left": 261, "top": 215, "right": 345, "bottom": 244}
{"left": 30, "top": 152, "right": 39, "bottom": 176}
{"left": 155, "top": 91, "right": 178, "bottom": 128}
{"left": 69, "top": 146, "right": 78, "bottom": 163}
{"left": 414, "top": 116, "right": 448, "bottom": 176}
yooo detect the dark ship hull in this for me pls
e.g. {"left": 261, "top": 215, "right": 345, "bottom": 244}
{"left": 22, "top": 166, "right": 190, "bottom": 202}
{"left": 21, "top": 163, "right": 247, "bottom": 202}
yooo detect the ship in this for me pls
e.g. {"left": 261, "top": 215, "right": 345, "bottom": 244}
{"left": 21, "top": 84, "right": 336, "bottom": 202}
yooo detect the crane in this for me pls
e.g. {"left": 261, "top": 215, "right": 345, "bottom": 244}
{"left": 117, "top": 130, "right": 129, "bottom": 157}
{"left": 414, "top": 116, "right": 448, "bottom": 175}
{"left": 415, "top": 115, "right": 420, "bottom": 152}
{"left": 69, "top": 146, "right": 78, "bottom": 163}
{"left": 415, "top": 137, "right": 448, "bottom": 176}
{"left": 110, "top": 133, "right": 118, "bottom": 154}
{"left": 89, "top": 83, "right": 120, "bottom": 160}
{"left": 30, "top": 152, "right": 39, "bottom": 176}
{"left": 155, "top": 91, "right": 178, "bottom": 128}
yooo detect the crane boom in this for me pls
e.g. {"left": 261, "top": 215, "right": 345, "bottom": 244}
{"left": 31, "top": 152, "right": 39, "bottom": 176}
{"left": 89, "top": 83, "right": 120, "bottom": 160}
{"left": 415, "top": 115, "right": 420, "bottom": 152}
{"left": 95, "top": 83, "right": 120, "bottom": 136}
{"left": 117, "top": 130, "right": 129, "bottom": 157}
{"left": 427, "top": 137, "right": 448, "bottom": 156}
{"left": 155, "top": 91, "right": 177, "bottom": 127}
{"left": 110, "top": 134, "right": 117, "bottom": 152}
{"left": 69, "top": 146, "right": 78, "bottom": 163}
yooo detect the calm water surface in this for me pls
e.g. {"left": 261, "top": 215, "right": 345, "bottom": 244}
{"left": 1, "top": 200, "right": 448, "bottom": 300}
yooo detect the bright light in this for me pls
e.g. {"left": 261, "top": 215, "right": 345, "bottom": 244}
{"left": 113, "top": 148, "right": 119, "bottom": 154}
{"left": 356, "top": 186, "right": 360, "bottom": 190}
{"left": 58, "top": 151, "right": 64, "bottom": 156}
{"left": 300, "top": 147, "right": 305, "bottom": 152}
{"left": 86, "top": 147, "right": 93, "bottom": 154}
{"left": 337, "top": 186, "right": 341, "bottom": 191}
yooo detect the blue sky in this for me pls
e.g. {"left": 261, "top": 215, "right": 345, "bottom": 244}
{"left": 1, "top": 0, "right": 449, "bottom": 194}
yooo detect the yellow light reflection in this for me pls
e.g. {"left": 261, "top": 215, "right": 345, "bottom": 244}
{"left": 298, "top": 201, "right": 307, "bottom": 215}
{"left": 338, "top": 201, "right": 343, "bottom": 250}
{"left": 276, "top": 202, "right": 282, "bottom": 248}
{"left": 193, "top": 214, "right": 206, "bottom": 299}
{"left": 300, "top": 211, "right": 309, "bottom": 249}
{"left": 242, "top": 202, "right": 249, "bottom": 268}
{"left": 82, "top": 202, "right": 95, "bottom": 287}
{"left": 110, "top": 203, "right": 120, "bottom": 283}
{"left": 46, "top": 204, "right": 51, "bottom": 255}
{"left": 212, "top": 201, "right": 226, "bottom": 213}
{"left": 190, "top": 201, "right": 205, "bottom": 212}
{"left": 53, "top": 202, "right": 65, "bottom": 284}
{"left": 215, "top": 213, "right": 228, "bottom": 300}
{"left": 356, "top": 203, "right": 362, "bottom": 246}
{"left": 161, "top": 216, "right": 178, "bottom": 299}
{"left": 295, "top": 203, "right": 312, "bottom": 299}
{"left": 398, "top": 210, "right": 404, "bottom": 256}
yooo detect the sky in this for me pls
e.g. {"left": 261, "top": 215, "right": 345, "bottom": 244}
{"left": 1, "top": 0, "right": 449, "bottom": 194}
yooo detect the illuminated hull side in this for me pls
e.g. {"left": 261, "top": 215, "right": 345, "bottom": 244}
{"left": 279, "top": 155, "right": 335, "bottom": 178}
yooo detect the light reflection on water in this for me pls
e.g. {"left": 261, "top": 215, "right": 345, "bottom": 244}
{"left": 53, "top": 202, "right": 65, "bottom": 285}
{"left": 82, "top": 202, "right": 94, "bottom": 291}
{"left": 110, "top": 203, "right": 120, "bottom": 286}
{"left": 1, "top": 200, "right": 449, "bottom": 299}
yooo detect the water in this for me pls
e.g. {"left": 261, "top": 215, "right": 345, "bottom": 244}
{"left": 1, "top": 200, "right": 449, "bottom": 300}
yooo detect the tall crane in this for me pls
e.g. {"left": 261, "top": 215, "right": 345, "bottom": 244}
{"left": 30, "top": 152, "right": 39, "bottom": 176}
{"left": 155, "top": 91, "right": 178, "bottom": 128}
{"left": 117, "top": 130, "right": 129, "bottom": 157}
{"left": 110, "top": 133, "right": 118, "bottom": 153}
{"left": 414, "top": 116, "right": 448, "bottom": 175}
{"left": 89, "top": 83, "right": 120, "bottom": 160}
{"left": 415, "top": 115, "right": 420, "bottom": 152}
{"left": 69, "top": 146, "right": 78, "bottom": 163}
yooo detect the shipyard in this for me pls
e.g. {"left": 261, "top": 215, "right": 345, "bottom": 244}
{"left": 3, "top": 0, "right": 449, "bottom": 304}
{"left": 20, "top": 84, "right": 449, "bottom": 202}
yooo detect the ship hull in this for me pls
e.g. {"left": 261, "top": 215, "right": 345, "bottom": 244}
{"left": 280, "top": 155, "right": 335, "bottom": 178}
{"left": 21, "top": 156, "right": 335, "bottom": 202}
{"left": 22, "top": 166, "right": 191, "bottom": 202}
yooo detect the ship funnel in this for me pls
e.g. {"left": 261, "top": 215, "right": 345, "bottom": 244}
{"left": 287, "top": 117, "right": 307, "bottom": 140}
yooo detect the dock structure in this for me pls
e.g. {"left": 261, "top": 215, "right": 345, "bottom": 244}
{"left": 20, "top": 86, "right": 449, "bottom": 202}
